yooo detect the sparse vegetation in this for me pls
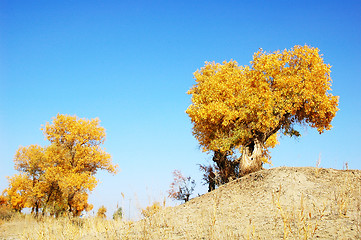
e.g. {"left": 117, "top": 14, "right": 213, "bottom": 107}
{"left": 168, "top": 170, "right": 196, "bottom": 203}
{"left": 272, "top": 185, "right": 327, "bottom": 239}
{"left": 0, "top": 167, "right": 360, "bottom": 239}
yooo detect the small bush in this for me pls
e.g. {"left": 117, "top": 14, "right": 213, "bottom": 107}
{"left": 168, "top": 170, "right": 196, "bottom": 202}
{"left": 96, "top": 205, "right": 107, "bottom": 219}
{"left": 113, "top": 207, "right": 122, "bottom": 220}
{"left": 141, "top": 202, "right": 163, "bottom": 218}
{"left": 0, "top": 205, "right": 14, "bottom": 221}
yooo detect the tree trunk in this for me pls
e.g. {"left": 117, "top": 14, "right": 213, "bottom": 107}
{"left": 68, "top": 203, "right": 72, "bottom": 216}
{"left": 239, "top": 138, "right": 263, "bottom": 177}
{"left": 213, "top": 150, "right": 238, "bottom": 184}
{"left": 208, "top": 170, "right": 216, "bottom": 192}
{"left": 43, "top": 185, "right": 55, "bottom": 216}
{"left": 34, "top": 201, "right": 39, "bottom": 217}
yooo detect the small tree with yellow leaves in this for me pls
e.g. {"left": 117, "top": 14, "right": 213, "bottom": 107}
{"left": 5, "top": 114, "right": 118, "bottom": 216}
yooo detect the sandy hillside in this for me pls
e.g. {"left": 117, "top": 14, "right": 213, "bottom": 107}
{"left": 1, "top": 167, "right": 360, "bottom": 239}
{"left": 132, "top": 167, "right": 361, "bottom": 239}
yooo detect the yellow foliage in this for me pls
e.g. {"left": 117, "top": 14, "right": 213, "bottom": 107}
{"left": 14, "top": 145, "right": 45, "bottom": 175}
{"left": 186, "top": 45, "right": 339, "bottom": 156}
{"left": 5, "top": 114, "right": 118, "bottom": 216}
{"left": 4, "top": 174, "right": 31, "bottom": 211}
{"left": 262, "top": 133, "right": 279, "bottom": 164}
{"left": 141, "top": 202, "right": 163, "bottom": 218}
{"left": 42, "top": 114, "right": 118, "bottom": 175}
{"left": 0, "top": 195, "right": 7, "bottom": 206}
{"left": 96, "top": 205, "right": 107, "bottom": 219}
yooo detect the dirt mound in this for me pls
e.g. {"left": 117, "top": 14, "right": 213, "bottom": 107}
{"left": 137, "top": 167, "right": 361, "bottom": 239}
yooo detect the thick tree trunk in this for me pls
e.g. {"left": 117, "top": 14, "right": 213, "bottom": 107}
{"left": 239, "top": 138, "right": 263, "bottom": 177}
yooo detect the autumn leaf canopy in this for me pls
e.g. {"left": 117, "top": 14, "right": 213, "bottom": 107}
{"left": 186, "top": 45, "right": 339, "bottom": 153}
{"left": 4, "top": 114, "right": 118, "bottom": 216}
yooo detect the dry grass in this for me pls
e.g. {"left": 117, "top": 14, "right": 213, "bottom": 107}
{"left": 272, "top": 185, "right": 327, "bottom": 239}
{"left": 0, "top": 206, "right": 15, "bottom": 223}
{"left": 0, "top": 167, "right": 360, "bottom": 239}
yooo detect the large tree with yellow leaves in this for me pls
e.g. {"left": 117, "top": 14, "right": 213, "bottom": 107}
{"left": 187, "top": 45, "right": 339, "bottom": 179}
{"left": 5, "top": 114, "right": 118, "bottom": 216}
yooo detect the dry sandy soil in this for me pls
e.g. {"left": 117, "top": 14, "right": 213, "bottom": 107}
{"left": 1, "top": 167, "right": 361, "bottom": 239}
{"left": 133, "top": 167, "right": 361, "bottom": 239}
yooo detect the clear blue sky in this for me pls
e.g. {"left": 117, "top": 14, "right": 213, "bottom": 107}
{"left": 1, "top": 0, "right": 360, "bottom": 219}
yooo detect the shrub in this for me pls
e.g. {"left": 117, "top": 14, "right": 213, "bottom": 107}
{"left": 96, "top": 205, "right": 107, "bottom": 219}
{"left": 168, "top": 170, "right": 196, "bottom": 203}
{"left": 0, "top": 205, "right": 14, "bottom": 221}
{"left": 141, "top": 202, "right": 162, "bottom": 218}
{"left": 113, "top": 207, "right": 122, "bottom": 220}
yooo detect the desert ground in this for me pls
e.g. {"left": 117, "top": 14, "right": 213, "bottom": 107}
{"left": 1, "top": 167, "right": 360, "bottom": 239}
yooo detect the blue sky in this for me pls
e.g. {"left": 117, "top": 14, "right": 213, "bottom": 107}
{"left": 1, "top": 0, "right": 360, "bottom": 219}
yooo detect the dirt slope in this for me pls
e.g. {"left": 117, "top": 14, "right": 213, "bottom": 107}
{"left": 1, "top": 167, "right": 360, "bottom": 239}
{"left": 136, "top": 167, "right": 361, "bottom": 239}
